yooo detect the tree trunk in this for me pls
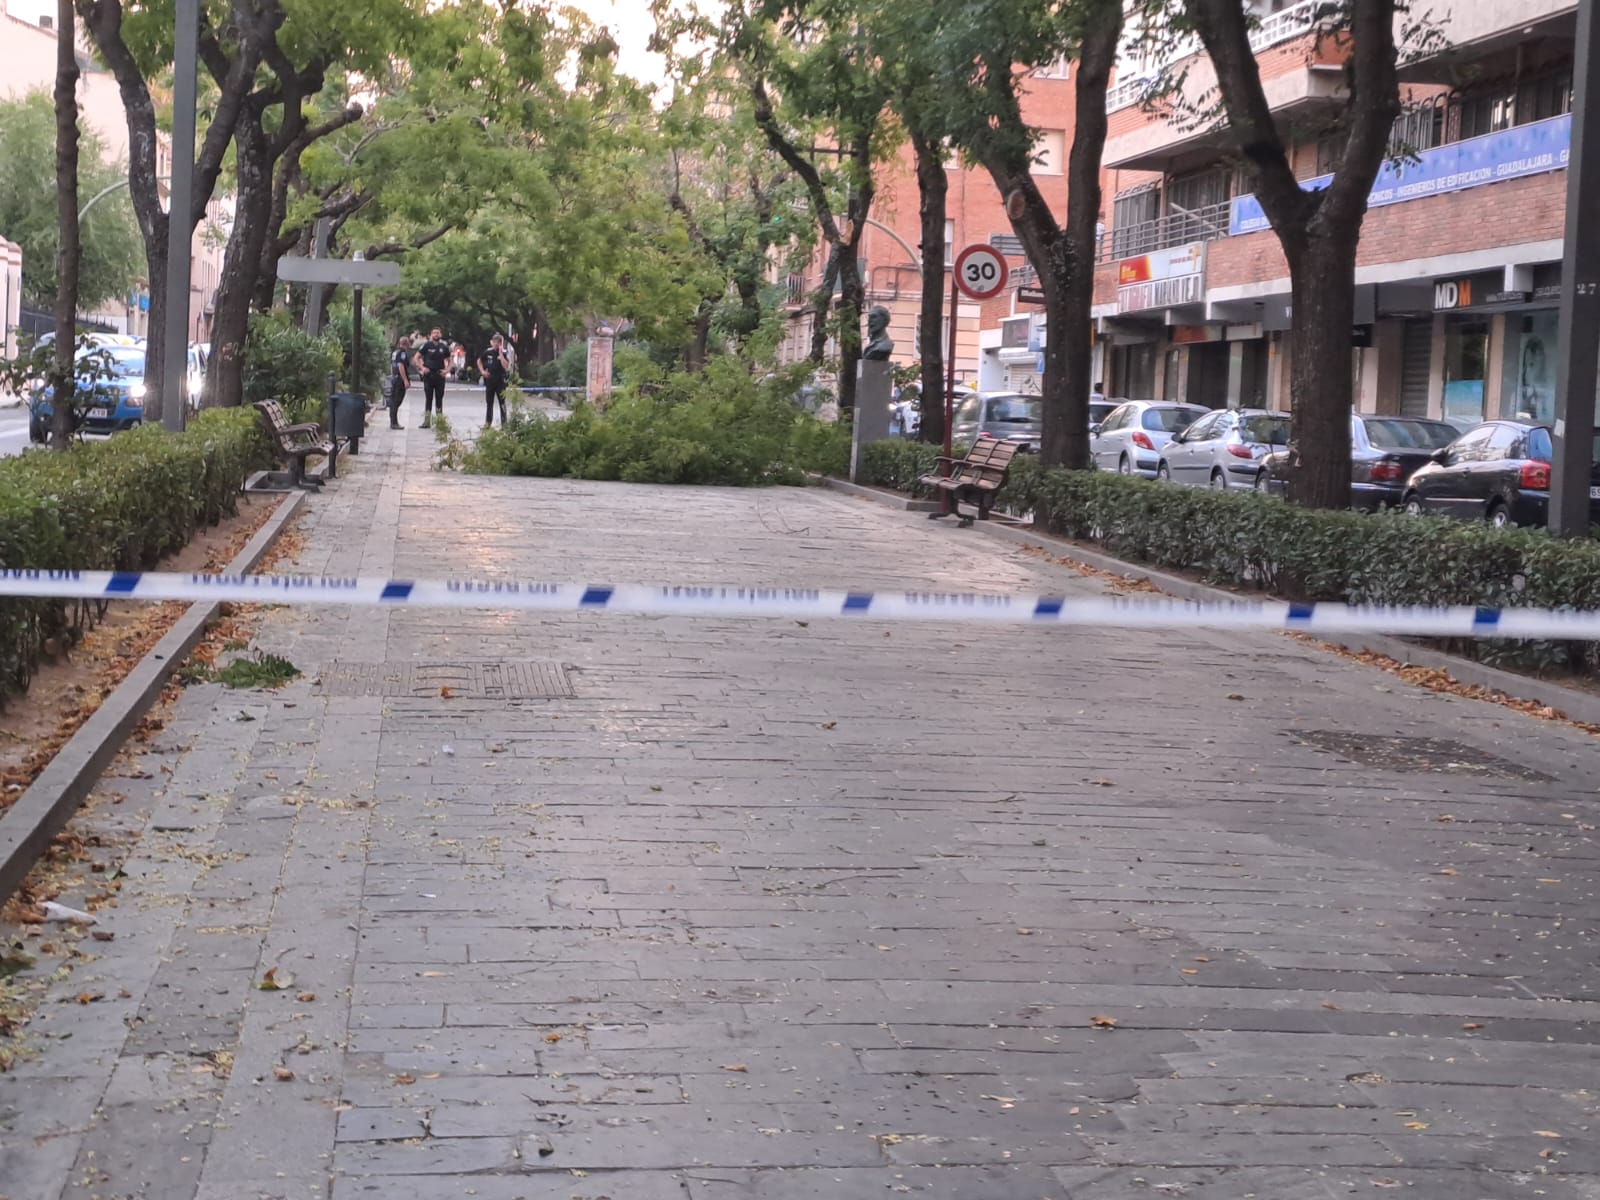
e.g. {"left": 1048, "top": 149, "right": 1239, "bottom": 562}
{"left": 808, "top": 250, "right": 838, "bottom": 364}
{"left": 1284, "top": 235, "right": 1355, "bottom": 508}
{"left": 687, "top": 309, "right": 711, "bottom": 371}
{"left": 50, "top": 0, "right": 81, "bottom": 451}
{"left": 835, "top": 245, "right": 864, "bottom": 415}
{"left": 1054, "top": 0, "right": 1122, "bottom": 470}
{"left": 911, "top": 127, "right": 947, "bottom": 446}
{"left": 206, "top": 122, "right": 276, "bottom": 408}
{"left": 1036, "top": 243, "right": 1079, "bottom": 468}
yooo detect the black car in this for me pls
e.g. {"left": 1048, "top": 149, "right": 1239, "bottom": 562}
{"left": 1401, "top": 420, "right": 1600, "bottom": 528}
{"left": 1257, "top": 414, "right": 1458, "bottom": 510}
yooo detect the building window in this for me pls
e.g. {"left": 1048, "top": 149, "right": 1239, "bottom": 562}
{"left": 1034, "top": 55, "right": 1071, "bottom": 80}
{"left": 1168, "top": 167, "right": 1229, "bottom": 214}
{"left": 1111, "top": 186, "right": 1160, "bottom": 258}
{"left": 944, "top": 219, "right": 954, "bottom": 267}
{"left": 1033, "top": 129, "right": 1066, "bottom": 175}
{"left": 1315, "top": 131, "right": 1343, "bottom": 176}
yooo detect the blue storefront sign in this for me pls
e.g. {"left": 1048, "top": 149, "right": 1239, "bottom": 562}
{"left": 1228, "top": 113, "right": 1572, "bottom": 237}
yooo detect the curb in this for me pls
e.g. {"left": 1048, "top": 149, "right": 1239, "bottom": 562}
{"left": 818, "top": 475, "right": 941, "bottom": 512}
{"left": 971, "top": 517, "right": 1600, "bottom": 729}
{"left": 0, "top": 490, "right": 306, "bottom": 902}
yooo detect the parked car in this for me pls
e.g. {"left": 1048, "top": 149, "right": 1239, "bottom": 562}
{"left": 1401, "top": 420, "right": 1600, "bottom": 528}
{"left": 1156, "top": 407, "right": 1289, "bottom": 489}
{"left": 186, "top": 342, "right": 210, "bottom": 411}
{"left": 29, "top": 344, "right": 147, "bottom": 442}
{"left": 1089, "top": 398, "right": 1120, "bottom": 428}
{"left": 1090, "top": 400, "right": 1208, "bottom": 476}
{"left": 951, "top": 389, "right": 1041, "bottom": 453}
{"left": 1257, "top": 414, "right": 1458, "bottom": 509}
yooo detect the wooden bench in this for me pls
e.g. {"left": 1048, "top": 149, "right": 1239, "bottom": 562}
{"left": 919, "top": 437, "right": 1022, "bottom": 526}
{"left": 254, "top": 399, "right": 335, "bottom": 490}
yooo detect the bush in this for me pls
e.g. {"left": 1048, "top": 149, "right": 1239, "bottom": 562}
{"left": 857, "top": 440, "right": 943, "bottom": 495}
{"left": 242, "top": 314, "right": 341, "bottom": 426}
{"left": 461, "top": 357, "right": 850, "bottom": 486}
{"left": 0, "top": 408, "right": 272, "bottom": 704}
{"left": 326, "top": 310, "right": 389, "bottom": 400}
{"left": 987, "top": 464, "right": 1600, "bottom": 674}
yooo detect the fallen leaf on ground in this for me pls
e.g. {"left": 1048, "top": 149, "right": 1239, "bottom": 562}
{"left": 258, "top": 967, "right": 295, "bottom": 991}
{"left": 1225, "top": 694, "right": 1246, "bottom": 702}
{"left": 296, "top": 992, "right": 316, "bottom": 1002}
{"left": 439, "top": 686, "right": 454, "bottom": 699}
{"left": 75, "top": 992, "right": 104, "bottom": 1004}
{"left": 1090, "top": 1015, "right": 1118, "bottom": 1029}
{"left": 273, "top": 1066, "right": 295, "bottom": 1082}
{"left": 1322, "top": 1001, "right": 1341, "bottom": 1011}
{"left": 1436, "top": 868, "right": 1458, "bottom": 876}
{"left": 1462, "top": 1022, "right": 1483, "bottom": 1031}
{"left": 421, "top": 971, "right": 449, "bottom": 978}
{"left": 90, "top": 930, "right": 115, "bottom": 942}
{"left": 545, "top": 1033, "right": 562, "bottom": 1043}
{"left": 393, "top": 1074, "right": 417, "bottom": 1085}
{"left": 820, "top": 722, "right": 837, "bottom": 730}
{"left": 1194, "top": 956, "right": 1210, "bottom": 963}
{"left": 1402, "top": 1121, "right": 1429, "bottom": 1130}
{"left": 720, "top": 1064, "right": 748, "bottom": 1072}
{"left": 1181, "top": 968, "right": 1199, "bottom": 975}
{"left": 1536, "top": 1130, "right": 1563, "bottom": 1138}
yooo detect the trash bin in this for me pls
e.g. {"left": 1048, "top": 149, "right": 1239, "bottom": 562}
{"left": 328, "top": 391, "right": 367, "bottom": 455}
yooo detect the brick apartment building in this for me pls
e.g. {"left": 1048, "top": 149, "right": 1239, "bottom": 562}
{"left": 777, "top": 62, "right": 1078, "bottom": 396}
{"left": 0, "top": 0, "right": 228, "bottom": 346}
{"left": 1092, "top": 0, "right": 1578, "bottom": 427}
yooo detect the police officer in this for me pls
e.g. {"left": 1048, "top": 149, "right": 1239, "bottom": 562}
{"left": 416, "top": 327, "right": 450, "bottom": 427}
{"left": 478, "top": 334, "right": 510, "bottom": 427}
{"left": 388, "top": 335, "right": 412, "bottom": 430}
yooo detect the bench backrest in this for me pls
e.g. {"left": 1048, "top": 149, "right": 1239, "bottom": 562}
{"left": 982, "top": 438, "right": 1021, "bottom": 475}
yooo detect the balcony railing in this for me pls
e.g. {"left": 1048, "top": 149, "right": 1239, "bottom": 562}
{"left": 785, "top": 274, "right": 807, "bottom": 306}
{"left": 1100, "top": 200, "right": 1232, "bottom": 262}
{"left": 1107, "top": 0, "right": 1323, "bottom": 113}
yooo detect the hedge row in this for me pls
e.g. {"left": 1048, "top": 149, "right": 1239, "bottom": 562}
{"left": 851, "top": 449, "right": 1600, "bottom": 674}
{"left": 0, "top": 408, "right": 273, "bottom": 704}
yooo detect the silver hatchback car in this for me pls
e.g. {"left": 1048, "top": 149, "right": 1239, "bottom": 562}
{"left": 1090, "top": 400, "right": 1209, "bottom": 477}
{"left": 1157, "top": 407, "right": 1290, "bottom": 490}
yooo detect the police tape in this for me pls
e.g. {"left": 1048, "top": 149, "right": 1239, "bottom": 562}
{"left": 0, "top": 568, "right": 1596, "bottom": 638}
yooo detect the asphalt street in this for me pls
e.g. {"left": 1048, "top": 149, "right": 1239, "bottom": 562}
{"left": 0, "top": 404, "right": 31, "bottom": 457}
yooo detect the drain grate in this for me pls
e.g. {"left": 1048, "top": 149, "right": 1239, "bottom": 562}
{"left": 1291, "top": 730, "right": 1552, "bottom": 781}
{"left": 315, "top": 660, "right": 575, "bottom": 700}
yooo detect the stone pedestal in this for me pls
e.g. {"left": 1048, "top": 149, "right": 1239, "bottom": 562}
{"left": 850, "top": 360, "right": 895, "bottom": 484}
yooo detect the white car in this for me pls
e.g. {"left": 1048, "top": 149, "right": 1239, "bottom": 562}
{"left": 1090, "top": 400, "right": 1208, "bottom": 476}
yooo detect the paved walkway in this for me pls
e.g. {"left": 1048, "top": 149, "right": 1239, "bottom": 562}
{"left": 5, "top": 396, "right": 1600, "bottom": 1200}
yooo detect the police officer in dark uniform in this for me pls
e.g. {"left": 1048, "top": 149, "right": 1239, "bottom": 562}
{"left": 417, "top": 327, "right": 450, "bottom": 427}
{"left": 387, "top": 336, "right": 412, "bottom": 429}
{"left": 478, "top": 334, "right": 510, "bottom": 428}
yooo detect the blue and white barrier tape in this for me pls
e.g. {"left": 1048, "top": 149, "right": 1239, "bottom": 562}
{"left": 0, "top": 569, "right": 1594, "bottom": 638}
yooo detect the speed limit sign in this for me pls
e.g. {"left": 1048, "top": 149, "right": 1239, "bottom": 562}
{"left": 953, "top": 243, "right": 1010, "bottom": 301}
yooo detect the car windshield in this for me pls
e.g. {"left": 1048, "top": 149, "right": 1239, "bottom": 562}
{"left": 1364, "top": 418, "right": 1457, "bottom": 450}
{"left": 78, "top": 347, "right": 144, "bottom": 378}
{"left": 986, "top": 396, "right": 1041, "bottom": 424}
{"left": 1239, "top": 415, "right": 1290, "bottom": 445}
{"left": 1143, "top": 406, "right": 1205, "bottom": 433}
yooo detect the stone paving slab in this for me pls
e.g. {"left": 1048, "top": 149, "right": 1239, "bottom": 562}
{"left": 5, "top": 406, "right": 1600, "bottom": 1199}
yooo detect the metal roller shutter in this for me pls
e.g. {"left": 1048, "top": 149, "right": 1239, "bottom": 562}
{"left": 1400, "top": 319, "right": 1432, "bottom": 418}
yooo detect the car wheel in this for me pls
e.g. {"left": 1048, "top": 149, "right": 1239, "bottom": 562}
{"left": 1487, "top": 500, "right": 1511, "bottom": 529}
{"left": 1156, "top": 461, "right": 1171, "bottom": 482}
{"left": 1402, "top": 493, "right": 1425, "bottom": 517}
{"left": 1118, "top": 454, "right": 1133, "bottom": 475}
{"left": 1210, "top": 469, "right": 1227, "bottom": 491}
{"left": 1253, "top": 471, "right": 1268, "bottom": 493}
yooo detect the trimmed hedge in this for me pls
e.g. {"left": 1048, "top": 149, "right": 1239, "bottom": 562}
{"left": 0, "top": 408, "right": 273, "bottom": 704}
{"left": 852, "top": 454, "right": 1600, "bottom": 674}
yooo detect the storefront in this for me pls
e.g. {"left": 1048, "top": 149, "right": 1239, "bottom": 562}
{"left": 1433, "top": 265, "right": 1561, "bottom": 426}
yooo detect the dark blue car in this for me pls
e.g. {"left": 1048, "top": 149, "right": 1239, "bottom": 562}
{"left": 29, "top": 344, "right": 148, "bottom": 443}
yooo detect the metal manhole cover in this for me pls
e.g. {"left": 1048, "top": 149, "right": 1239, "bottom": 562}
{"left": 1291, "top": 730, "right": 1553, "bottom": 781}
{"left": 315, "top": 661, "right": 575, "bottom": 699}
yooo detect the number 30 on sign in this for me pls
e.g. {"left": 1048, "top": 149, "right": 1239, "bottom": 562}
{"left": 953, "top": 244, "right": 1009, "bottom": 301}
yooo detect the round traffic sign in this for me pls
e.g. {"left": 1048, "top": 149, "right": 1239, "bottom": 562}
{"left": 953, "top": 243, "right": 1010, "bottom": 301}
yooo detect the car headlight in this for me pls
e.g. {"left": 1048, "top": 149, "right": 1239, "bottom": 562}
{"left": 128, "top": 382, "right": 146, "bottom": 399}
{"left": 125, "top": 394, "right": 143, "bottom": 408}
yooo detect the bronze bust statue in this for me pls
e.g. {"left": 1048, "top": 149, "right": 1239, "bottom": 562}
{"left": 862, "top": 306, "right": 894, "bottom": 361}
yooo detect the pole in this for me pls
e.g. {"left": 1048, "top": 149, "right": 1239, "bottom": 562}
{"left": 1552, "top": 0, "right": 1600, "bottom": 535}
{"left": 942, "top": 269, "right": 958, "bottom": 516}
{"left": 160, "top": 0, "right": 197, "bottom": 432}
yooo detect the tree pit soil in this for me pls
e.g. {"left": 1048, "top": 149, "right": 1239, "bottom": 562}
{"left": 0, "top": 494, "right": 301, "bottom": 819}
